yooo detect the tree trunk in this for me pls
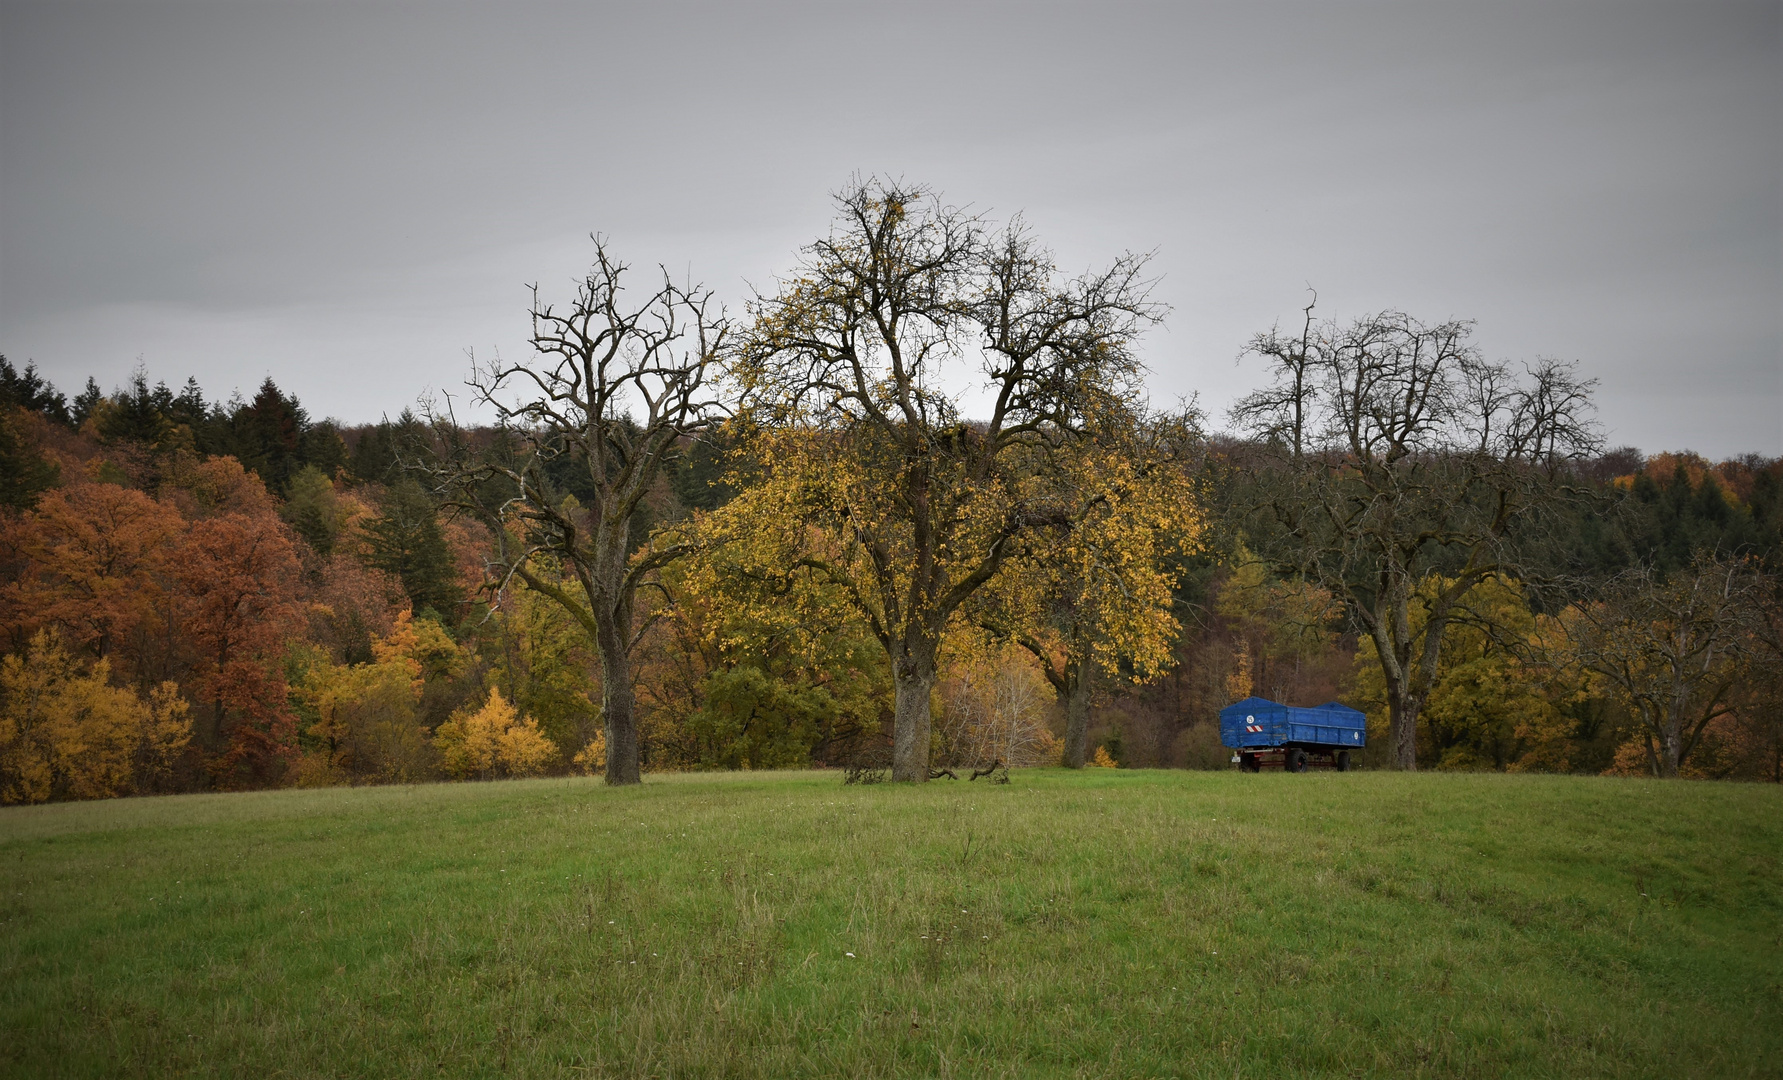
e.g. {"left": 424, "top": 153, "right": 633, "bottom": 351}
{"left": 890, "top": 648, "right": 937, "bottom": 782}
{"left": 1062, "top": 661, "right": 1091, "bottom": 769}
{"left": 1388, "top": 689, "right": 1420, "bottom": 771}
{"left": 598, "top": 619, "right": 642, "bottom": 786}
{"left": 1655, "top": 712, "right": 1682, "bottom": 779}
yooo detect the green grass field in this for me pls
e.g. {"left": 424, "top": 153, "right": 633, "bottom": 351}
{"left": 2, "top": 769, "right": 1778, "bottom": 1079}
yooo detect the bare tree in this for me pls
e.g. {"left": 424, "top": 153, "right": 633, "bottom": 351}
{"left": 1555, "top": 555, "right": 1766, "bottom": 777}
{"left": 737, "top": 178, "right": 1160, "bottom": 782}
{"left": 430, "top": 241, "right": 726, "bottom": 784}
{"left": 935, "top": 659, "right": 1055, "bottom": 769}
{"left": 1230, "top": 304, "right": 1599, "bottom": 769}
{"left": 1749, "top": 573, "right": 1783, "bottom": 782}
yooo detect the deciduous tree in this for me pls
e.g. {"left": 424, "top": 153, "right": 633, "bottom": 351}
{"left": 3, "top": 482, "right": 184, "bottom": 660}
{"left": 176, "top": 507, "right": 303, "bottom": 783}
{"left": 1230, "top": 302, "right": 1599, "bottom": 769}
{"left": 293, "top": 611, "right": 451, "bottom": 785}
{"left": 1349, "top": 575, "right": 1563, "bottom": 770}
{"left": 1552, "top": 554, "right": 1766, "bottom": 777}
{"left": 653, "top": 487, "right": 892, "bottom": 770}
{"left": 0, "top": 630, "right": 190, "bottom": 804}
{"left": 434, "top": 686, "right": 555, "bottom": 779}
{"left": 484, "top": 581, "right": 598, "bottom": 761}
{"left": 432, "top": 240, "right": 726, "bottom": 785}
{"left": 284, "top": 465, "right": 347, "bottom": 556}
{"left": 735, "top": 179, "right": 1159, "bottom": 781}
{"left": 972, "top": 411, "right": 1201, "bottom": 766}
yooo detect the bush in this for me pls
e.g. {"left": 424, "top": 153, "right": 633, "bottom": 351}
{"left": 434, "top": 688, "right": 555, "bottom": 780}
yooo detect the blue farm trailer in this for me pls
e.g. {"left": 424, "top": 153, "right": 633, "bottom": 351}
{"left": 1220, "top": 696, "right": 1367, "bottom": 772}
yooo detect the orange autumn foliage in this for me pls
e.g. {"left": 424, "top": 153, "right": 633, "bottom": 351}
{"left": 177, "top": 508, "right": 304, "bottom": 785}
{"left": 2, "top": 482, "right": 185, "bottom": 659}
{"left": 157, "top": 452, "right": 280, "bottom": 519}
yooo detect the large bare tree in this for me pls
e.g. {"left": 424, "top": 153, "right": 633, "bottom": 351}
{"left": 736, "top": 178, "right": 1160, "bottom": 782}
{"left": 1230, "top": 302, "right": 1599, "bottom": 769}
{"left": 431, "top": 241, "right": 726, "bottom": 784}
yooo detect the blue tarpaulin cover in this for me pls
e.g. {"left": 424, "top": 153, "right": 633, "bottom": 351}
{"left": 1219, "top": 696, "right": 1368, "bottom": 750}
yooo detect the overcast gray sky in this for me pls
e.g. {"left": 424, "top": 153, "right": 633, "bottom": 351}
{"left": 2, "top": 1, "right": 1778, "bottom": 456}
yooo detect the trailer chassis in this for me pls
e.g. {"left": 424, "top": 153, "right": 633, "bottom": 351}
{"left": 1234, "top": 745, "right": 1353, "bottom": 773}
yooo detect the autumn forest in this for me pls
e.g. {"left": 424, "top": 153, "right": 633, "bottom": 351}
{"left": 2, "top": 181, "right": 1779, "bottom": 805}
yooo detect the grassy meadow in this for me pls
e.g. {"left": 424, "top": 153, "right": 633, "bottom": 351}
{"left": 1, "top": 768, "right": 1778, "bottom": 1079}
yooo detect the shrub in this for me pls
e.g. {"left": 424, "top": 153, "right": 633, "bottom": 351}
{"left": 434, "top": 688, "right": 555, "bottom": 780}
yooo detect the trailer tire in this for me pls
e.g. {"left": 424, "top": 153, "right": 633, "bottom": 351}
{"left": 1335, "top": 751, "right": 1351, "bottom": 772}
{"left": 1240, "top": 753, "right": 1260, "bottom": 773}
{"left": 1285, "top": 748, "right": 1308, "bottom": 773}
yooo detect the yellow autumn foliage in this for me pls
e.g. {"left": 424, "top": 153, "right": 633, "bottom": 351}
{"left": 979, "top": 424, "right": 1202, "bottom": 685}
{"left": 1350, "top": 575, "right": 1568, "bottom": 771}
{"left": 1216, "top": 540, "right": 1340, "bottom": 663}
{"left": 372, "top": 608, "right": 465, "bottom": 690}
{"left": 434, "top": 687, "right": 555, "bottom": 779}
{"left": 572, "top": 730, "right": 606, "bottom": 775}
{"left": 0, "top": 630, "right": 191, "bottom": 803}
{"left": 1225, "top": 639, "right": 1254, "bottom": 702}
{"left": 293, "top": 610, "right": 467, "bottom": 786}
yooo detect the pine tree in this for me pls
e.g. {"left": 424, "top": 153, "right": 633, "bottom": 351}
{"left": 70, "top": 378, "right": 103, "bottom": 428}
{"left": 0, "top": 407, "right": 57, "bottom": 509}
{"left": 229, "top": 378, "right": 307, "bottom": 492}
{"left": 360, "top": 478, "right": 462, "bottom": 618}
{"left": 0, "top": 356, "right": 69, "bottom": 423}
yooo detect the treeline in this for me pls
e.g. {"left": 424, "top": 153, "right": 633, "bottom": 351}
{"left": 2, "top": 359, "right": 1777, "bottom": 801}
{"left": 3, "top": 182, "right": 1780, "bottom": 802}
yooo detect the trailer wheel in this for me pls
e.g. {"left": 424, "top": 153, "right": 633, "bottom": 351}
{"left": 1335, "top": 750, "right": 1351, "bottom": 772}
{"left": 1285, "top": 748, "right": 1308, "bottom": 773}
{"left": 1240, "top": 753, "right": 1260, "bottom": 773}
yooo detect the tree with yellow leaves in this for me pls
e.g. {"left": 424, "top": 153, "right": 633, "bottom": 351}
{"left": 1350, "top": 575, "right": 1567, "bottom": 771}
{"left": 651, "top": 498, "right": 891, "bottom": 770}
{"left": 292, "top": 609, "right": 465, "bottom": 786}
{"left": 934, "top": 642, "right": 1059, "bottom": 768}
{"left": 485, "top": 579, "right": 600, "bottom": 764}
{"left": 1214, "top": 542, "right": 1340, "bottom": 692}
{"left": 434, "top": 687, "right": 556, "bottom": 780}
{"left": 733, "top": 178, "right": 1161, "bottom": 781}
{"left": 969, "top": 411, "right": 1201, "bottom": 767}
{"left": 572, "top": 730, "right": 606, "bottom": 775}
{"left": 0, "top": 630, "right": 190, "bottom": 803}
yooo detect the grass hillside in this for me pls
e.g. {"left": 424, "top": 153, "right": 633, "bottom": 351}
{"left": 2, "top": 769, "right": 1778, "bottom": 1079}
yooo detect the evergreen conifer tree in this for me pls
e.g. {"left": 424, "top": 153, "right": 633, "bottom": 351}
{"left": 361, "top": 477, "right": 462, "bottom": 618}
